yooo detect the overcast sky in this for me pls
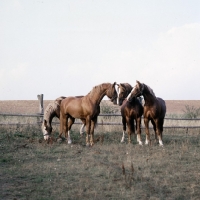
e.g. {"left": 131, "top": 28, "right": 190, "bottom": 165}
{"left": 0, "top": 0, "right": 200, "bottom": 100}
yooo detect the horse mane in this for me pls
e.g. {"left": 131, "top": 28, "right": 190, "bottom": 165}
{"left": 144, "top": 84, "right": 156, "bottom": 97}
{"left": 55, "top": 96, "right": 66, "bottom": 102}
{"left": 43, "top": 102, "right": 59, "bottom": 121}
{"left": 87, "top": 83, "right": 108, "bottom": 98}
{"left": 86, "top": 83, "right": 113, "bottom": 105}
{"left": 43, "top": 96, "right": 66, "bottom": 121}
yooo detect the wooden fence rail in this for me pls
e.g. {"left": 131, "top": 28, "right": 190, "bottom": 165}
{"left": 0, "top": 113, "right": 200, "bottom": 129}
{"left": 0, "top": 112, "right": 200, "bottom": 120}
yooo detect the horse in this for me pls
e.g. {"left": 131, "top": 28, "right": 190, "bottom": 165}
{"left": 127, "top": 80, "right": 166, "bottom": 146}
{"left": 117, "top": 83, "right": 143, "bottom": 144}
{"left": 116, "top": 83, "right": 133, "bottom": 106}
{"left": 41, "top": 96, "right": 85, "bottom": 142}
{"left": 59, "top": 82, "right": 118, "bottom": 146}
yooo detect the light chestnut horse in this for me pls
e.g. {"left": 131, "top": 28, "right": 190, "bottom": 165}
{"left": 127, "top": 81, "right": 166, "bottom": 146}
{"left": 59, "top": 82, "right": 117, "bottom": 146}
{"left": 42, "top": 96, "right": 85, "bottom": 142}
{"left": 117, "top": 83, "right": 143, "bottom": 144}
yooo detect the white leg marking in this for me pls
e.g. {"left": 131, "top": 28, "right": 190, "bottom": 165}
{"left": 80, "top": 124, "right": 85, "bottom": 135}
{"left": 159, "top": 140, "right": 163, "bottom": 146}
{"left": 139, "top": 141, "right": 143, "bottom": 145}
{"left": 137, "top": 134, "right": 143, "bottom": 145}
{"left": 121, "top": 131, "right": 125, "bottom": 143}
{"left": 44, "top": 135, "right": 49, "bottom": 140}
{"left": 145, "top": 138, "right": 149, "bottom": 145}
{"left": 68, "top": 131, "right": 72, "bottom": 144}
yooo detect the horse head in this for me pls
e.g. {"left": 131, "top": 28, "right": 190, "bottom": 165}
{"left": 41, "top": 119, "right": 52, "bottom": 140}
{"left": 107, "top": 82, "right": 118, "bottom": 105}
{"left": 117, "top": 83, "right": 133, "bottom": 106}
{"left": 127, "top": 80, "right": 144, "bottom": 102}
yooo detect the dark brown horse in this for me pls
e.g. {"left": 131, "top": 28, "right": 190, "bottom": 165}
{"left": 59, "top": 82, "right": 117, "bottom": 146}
{"left": 117, "top": 83, "right": 143, "bottom": 144}
{"left": 42, "top": 96, "right": 85, "bottom": 142}
{"left": 127, "top": 81, "right": 166, "bottom": 146}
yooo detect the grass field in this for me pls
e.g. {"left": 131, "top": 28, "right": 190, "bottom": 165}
{"left": 0, "top": 124, "right": 200, "bottom": 200}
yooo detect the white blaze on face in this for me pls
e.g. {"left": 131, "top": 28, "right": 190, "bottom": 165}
{"left": 117, "top": 87, "right": 121, "bottom": 105}
{"left": 127, "top": 87, "right": 134, "bottom": 100}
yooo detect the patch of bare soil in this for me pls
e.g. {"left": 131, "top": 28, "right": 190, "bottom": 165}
{"left": 0, "top": 100, "right": 200, "bottom": 114}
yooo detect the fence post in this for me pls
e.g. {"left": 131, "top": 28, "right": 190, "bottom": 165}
{"left": 37, "top": 94, "right": 44, "bottom": 123}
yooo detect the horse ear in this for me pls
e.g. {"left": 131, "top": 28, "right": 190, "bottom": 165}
{"left": 120, "top": 83, "right": 126, "bottom": 89}
{"left": 136, "top": 80, "right": 141, "bottom": 86}
{"left": 113, "top": 82, "right": 116, "bottom": 87}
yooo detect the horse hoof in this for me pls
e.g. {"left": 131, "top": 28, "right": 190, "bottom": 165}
{"left": 86, "top": 143, "right": 90, "bottom": 147}
{"left": 68, "top": 140, "right": 72, "bottom": 144}
{"left": 57, "top": 138, "right": 63, "bottom": 143}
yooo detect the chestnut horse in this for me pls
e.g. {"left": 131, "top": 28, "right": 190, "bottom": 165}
{"left": 117, "top": 83, "right": 143, "bottom": 144}
{"left": 127, "top": 81, "right": 166, "bottom": 146}
{"left": 42, "top": 96, "right": 85, "bottom": 142}
{"left": 59, "top": 82, "right": 117, "bottom": 146}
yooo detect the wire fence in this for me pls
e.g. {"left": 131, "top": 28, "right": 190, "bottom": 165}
{"left": 0, "top": 113, "right": 200, "bottom": 129}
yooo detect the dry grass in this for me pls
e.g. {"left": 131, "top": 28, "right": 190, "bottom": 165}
{"left": 0, "top": 125, "right": 200, "bottom": 200}
{"left": 1, "top": 100, "right": 200, "bottom": 199}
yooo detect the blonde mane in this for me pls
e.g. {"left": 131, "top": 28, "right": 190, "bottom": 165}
{"left": 43, "top": 96, "right": 66, "bottom": 121}
{"left": 43, "top": 101, "right": 59, "bottom": 121}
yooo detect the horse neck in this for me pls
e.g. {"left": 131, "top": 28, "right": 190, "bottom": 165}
{"left": 43, "top": 104, "right": 58, "bottom": 126}
{"left": 143, "top": 86, "right": 157, "bottom": 105}
{"left": 87, "top": 84, "right": 109, "bottom": 105}
{"left": 126, "top": 85, "right": 133, "bottom": 97}
{"left": 44, "top": 113, "right": 55, "bottom": 126}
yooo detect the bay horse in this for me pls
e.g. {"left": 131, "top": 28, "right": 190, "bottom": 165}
{"left": 42, "top": 96, "right": 85, "bottom": 142}
{"left": 127, "top": 80, "right": 166, "bottom": 146}
{"left": 117, "top": 83, "right": 143, "bottom": 144}
{"left": 59, "top": 82, "right": 117, "bottom": 146}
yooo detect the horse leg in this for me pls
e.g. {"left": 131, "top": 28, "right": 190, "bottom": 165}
{"left": 127, "top": 117, "right": 134, "bottom": 144}
{"left": 59, "top": 112, "right": 68, "bottom": 139}
{"left": 151, "top": 119, "right": 158, "bottom": 144}
{"left": 85, "top": 117, "right": 91, "bottom": 146}
{"left": 63, "top": 115, "right": 69, "bottom": 140}
{"left": 80, "top": 120, "right": 86, "bottom": 136}
{"left": 136, "top": 117, "right": 143, "bottom": 145}
{"left": 156, "top": 119, "right": 164, "bottom": 146}
{"left": 121, "top": 116, "right": 126, "bottom": 143}
{"left": 67, "top": 117, "right": 75, "bottom": 144}
{"left": 90, "top": 117, "right": 97, "bottom": 146}
{"left": 144, "top": 118, "right": 151, "bottom": 145}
